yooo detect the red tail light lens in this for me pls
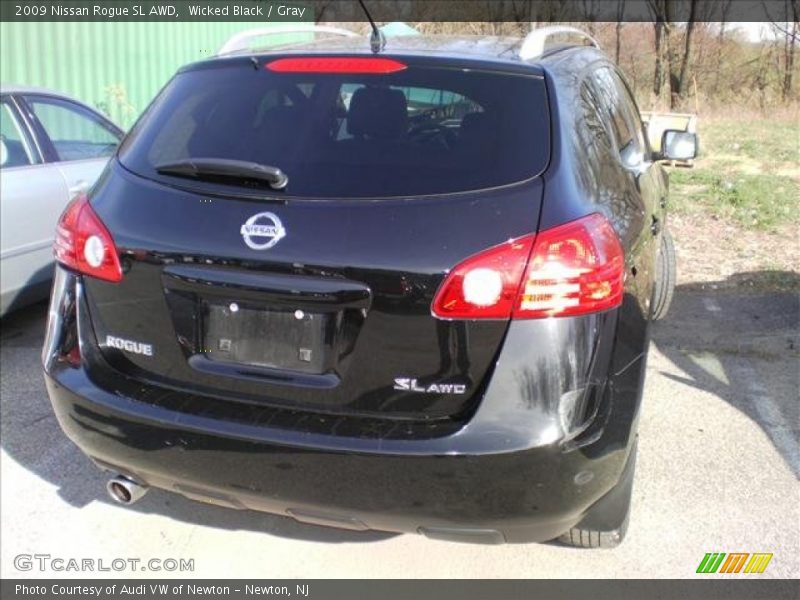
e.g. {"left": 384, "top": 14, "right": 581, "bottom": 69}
{"left": 431, "top": 235, "right": 536, "bottom": 320}
{"left": 514, "top": 213, "right": 624, "bottom": 318}
{"left": 54, "top": 195, "right": 123, "bottom": 283}
{"left": 431, "top": 214, "right": 624, "bottom": 320}
{"left": 266, "top": 57, "right": 407, "bottom": 74}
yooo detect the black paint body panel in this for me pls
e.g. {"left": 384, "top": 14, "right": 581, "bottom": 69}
{"left": 42, "top": 45, "right": 665, "bottom": 542}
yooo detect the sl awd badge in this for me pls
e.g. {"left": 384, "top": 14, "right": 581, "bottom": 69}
{"left": 394, "top": 378, "right": 467, "bottom": 395}
{"left": 240, "top": 212, "right": 286, "bottom": 250}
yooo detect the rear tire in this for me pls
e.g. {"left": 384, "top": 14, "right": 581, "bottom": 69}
{"left": 557, "top": 443, "right": 637, "bottom": 549}
{"left": 651, "top": 228, "right": 676, "bottom": 320}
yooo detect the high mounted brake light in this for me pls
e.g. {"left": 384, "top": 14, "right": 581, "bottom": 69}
{"left": 54, "top": 195, "right": 123, "bottom": 283}
{"left": 432, "top": 213, "right": 624, "bottom": 320}
{"left": 265, "top": 57, "right": 407, "bottom": 74}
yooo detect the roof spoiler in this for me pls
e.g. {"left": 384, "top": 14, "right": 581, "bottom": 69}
{"left": 519, "top": 26, "right": 599, "bottom": 60}
{"left": 218, "top": 25, "right": 359, "bottom": 56}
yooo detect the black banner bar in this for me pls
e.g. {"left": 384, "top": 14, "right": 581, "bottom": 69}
{"left": 0, "top": 0, "right": 796, "bottom": 23}
{"left": 2, "top": 579, "right": 800, "bottom": 600}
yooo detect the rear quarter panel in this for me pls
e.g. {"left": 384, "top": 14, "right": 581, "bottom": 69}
{"left": 538, "top": 51, "right": 657, "bottom": 455}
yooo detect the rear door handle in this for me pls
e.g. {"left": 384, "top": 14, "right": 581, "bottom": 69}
{"left": 651, "top": 215, "right": 661, "bottom": 236}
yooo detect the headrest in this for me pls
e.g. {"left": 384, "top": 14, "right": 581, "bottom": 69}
{"left": 460, "top": 112, "right": 492, "bottom": 137}
{"left": 347, "top": 87, "right": 408, "bottom": 140}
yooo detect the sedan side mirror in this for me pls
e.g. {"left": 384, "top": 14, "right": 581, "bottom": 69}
{"left": 659, "top": 129, "right": 698, "bottom": 161}
{"left": 0, "top": 138, "right": 8, "bottom": 167}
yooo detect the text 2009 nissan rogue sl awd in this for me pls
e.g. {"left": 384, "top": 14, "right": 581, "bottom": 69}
{"left": 42, "top": 26, "right": 695, "bottom": 546}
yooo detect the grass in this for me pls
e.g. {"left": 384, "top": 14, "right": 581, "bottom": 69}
{"left": 670, "top": 169, "right": 797, "bottom": 230}
{"left": 701, "top": 117, "right": 800, "bottom": 163}
{"left": 668, "top": 116, "right": 800, "bottom": 231}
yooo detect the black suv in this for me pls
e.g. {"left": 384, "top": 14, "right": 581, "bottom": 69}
{"left": 43, "top": 27, "right": 693, "bottom": 546}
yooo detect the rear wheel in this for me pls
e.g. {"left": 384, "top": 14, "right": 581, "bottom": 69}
{"left": 651, "top": 228, "right": 676, "bottom": 320}
{"left": 557, "top": 443, "right": 637, "bottom": 549}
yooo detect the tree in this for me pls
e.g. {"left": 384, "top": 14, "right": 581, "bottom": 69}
{"left": 615, "top": 0, "right": 626, "bottom": 64}
{"left": 713, "top": 1, "right": 733, "bottom": 96}
{"left": 771, "top": 0, "right": 800, "bottom": 101}
{"left": 649, "top": 0, "right": 668, "bottom": 100}
{"left": 648, "top": 0, "right": 698, "bottom": 109}
{"left": 672, "top": 0, "right": 698, "bottom": 109}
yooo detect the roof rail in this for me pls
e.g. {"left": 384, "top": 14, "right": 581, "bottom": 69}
{"left": 518, "top": 26, "right": 599, "bottom": 61}
{"left": 218, "top": 25, "right": 359, "bottom": 56}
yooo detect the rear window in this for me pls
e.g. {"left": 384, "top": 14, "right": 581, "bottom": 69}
{"left": 119, "top": 58, "right": 550, "bottom": 198}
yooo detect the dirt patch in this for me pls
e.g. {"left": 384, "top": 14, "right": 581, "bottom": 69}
{"left": 669, "top": 212, "right": 799, "bottom": 292}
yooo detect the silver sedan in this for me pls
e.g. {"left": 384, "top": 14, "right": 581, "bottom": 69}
{"left": 0, "top": 86, "right": 123, "bottom": 315}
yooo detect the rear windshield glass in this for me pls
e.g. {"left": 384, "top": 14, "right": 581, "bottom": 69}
{"left": 119, "top": 58, "right": 550, "bottom": 198}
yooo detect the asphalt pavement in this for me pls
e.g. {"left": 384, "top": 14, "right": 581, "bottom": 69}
{"left": 1, "top": 283, "right": 798, "bottom": 578}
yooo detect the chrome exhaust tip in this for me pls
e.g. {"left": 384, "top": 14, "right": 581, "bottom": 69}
{"left": 106, "top": 475, "right": 148, "bottom": 505}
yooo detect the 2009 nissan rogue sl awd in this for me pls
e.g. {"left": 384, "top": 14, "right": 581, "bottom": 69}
{"left": 42, "top": 27, "right": 694, "bottom": 546}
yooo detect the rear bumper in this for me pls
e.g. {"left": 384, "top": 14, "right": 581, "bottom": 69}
{"left": 46, "top": 364, "right": 633, "bottom": 544}
{"left": 42, "top": 268, "right": 644, "bottom": 543}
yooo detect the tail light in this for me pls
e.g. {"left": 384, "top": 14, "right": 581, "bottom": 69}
{"left": 431, "top": 234, "right": 536, "bottom": 320}
{"left": 432, "top": 213, "right": 624, "bottom": 320}
{"left": 53, "top": 195, "right": 123, "bottom": 283}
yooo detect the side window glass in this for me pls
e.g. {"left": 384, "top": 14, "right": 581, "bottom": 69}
{"left": 25, "top": 96, "right": 120, "bottom": 162}
{"left": 592, "top": 68, "right": 644, "bottom": 168}
{"left": 0, "top": 100, "right": 35, "bottom": 168}
{"left": 609, "top": 69, "right": 648, "bottom": 163}
{"left": 579, "top": 78, "right": 615, "bottom": 156}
